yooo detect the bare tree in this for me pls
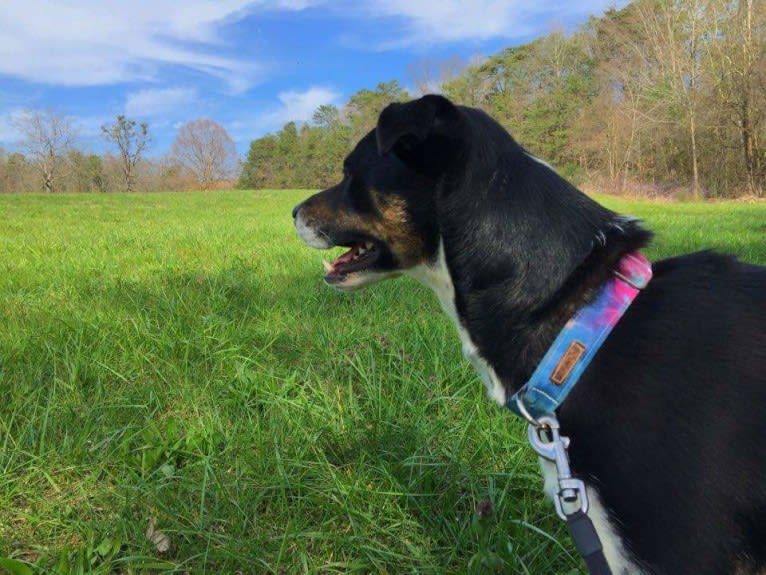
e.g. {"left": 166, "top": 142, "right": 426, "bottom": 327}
{"left": 407, "top": 56, "right": 467, "bottom": 96}
{"left": 636, "top": 0, "right": 708, "bottom": 197}
{"left": 170, "top": 119, "right": 238, "bottom": 189}
{"left": 101, "top": 115, "right": 149, "bottom": 192}
{"left": 706, "top": 0, "right": 765, "bottom": 195}
{"left": 407, "top": 58, "right": 438, "bottom": 96}
{"left": 14, "top": 109, "right": 75, "bottom": 193}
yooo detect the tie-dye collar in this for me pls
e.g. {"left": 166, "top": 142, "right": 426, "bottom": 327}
{"left": 508, "top": 252, "right": 653, "bottom": 421}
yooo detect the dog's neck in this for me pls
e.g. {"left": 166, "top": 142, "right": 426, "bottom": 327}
{"left": 408, "top": 189, "right": 650, "bottom": 404}
{"left": 409, "top": 228, "right": 648, "bottom": 404}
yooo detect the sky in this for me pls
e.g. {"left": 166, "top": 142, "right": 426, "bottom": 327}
{"left": 0, "top": 0, "right": 625, "bottom": 156}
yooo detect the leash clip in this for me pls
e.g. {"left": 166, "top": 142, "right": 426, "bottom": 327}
{"left": 527, "top": 414, "right": 589, "bottom": 520}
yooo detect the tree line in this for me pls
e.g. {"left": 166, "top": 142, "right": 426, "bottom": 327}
{"left": 3, "top": 0, "right": 763, "bottom": 198}
{"left": 239, "top": 0, "right": 765, "bottom": 198}
{"left": 0, "top": 113, "right": 238, "bottom": 193}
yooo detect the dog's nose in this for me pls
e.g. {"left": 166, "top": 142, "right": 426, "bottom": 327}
{"left": 292, "top": 202, "right": 302, "bottom": 219}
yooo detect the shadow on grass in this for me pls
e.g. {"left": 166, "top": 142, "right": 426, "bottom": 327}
{"left": 315, "top": 416, "right": 566, "bottom": 573}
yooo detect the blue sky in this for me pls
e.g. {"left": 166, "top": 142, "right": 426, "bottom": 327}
{"left": 0, "top": 0, "right": 625, "bottom": 156}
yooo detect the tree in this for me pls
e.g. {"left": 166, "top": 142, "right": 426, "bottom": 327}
{"left": 407, "top": 56, "right": 468, "bottom": 96}
{"left": 14, "top": 109, "right": 75, "bottom": 193}
{"left": 634, "top": 0, "right": 708, "bottom": 196}
{"left": 170, "top": 119, "right": 238, "bottom": 189}
{"left": 101, "top": 115, "right": 149, "bottom": 192}
{"left": 239, "top": 134, "right": 278, "bottom": 189}
{"left": 312, "top": 104, "right": 342, "bottom": 131}
{"left": 705, "top": 0, "right": 765, "bottom": 195}
{"left": 67, "top": 151, "right": 106, "bottom": 193}
{"left": 346, "top": 81, "right": 409, "bottom": 140}
{"left": 232, "top": 3, "right": 766, "bottom": 197}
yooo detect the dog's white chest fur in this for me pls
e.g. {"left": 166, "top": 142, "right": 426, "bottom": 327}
{"left": 407, "top": 241, "right": 645, "bottom": 575}
{"left": 407, "top": 242, "right": 507, "bottom": 406}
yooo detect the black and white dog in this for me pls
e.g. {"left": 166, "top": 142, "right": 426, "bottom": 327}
{"left": 292, "top": 95, "right": 766, "bottom": 575}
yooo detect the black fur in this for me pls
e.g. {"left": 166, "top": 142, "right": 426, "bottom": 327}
{"left": 293, "top": 95, "right": 766, "bottom": 574}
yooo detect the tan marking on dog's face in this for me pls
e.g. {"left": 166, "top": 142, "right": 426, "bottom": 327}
{"left": 733, "top": 561, "right": 766, "bottom": 575}
{"left": 298, "top": 187, "right": 428, "bottom": 269}
{"left": 293, "top": 129, "right": 440, "bottom": 289}
{"left": 301, "top": 199, "right": 335, "bottom": 227}
{"left": 368, "top": 190, "right": 426, "bottom": 267}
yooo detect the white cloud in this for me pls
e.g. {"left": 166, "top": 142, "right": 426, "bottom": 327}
{"left": 273, "top": 86, "right": 341, "bottom": 125}
{"left": 125, "top": 88, "right": 198, "bottom": 118}
{"left": 372, "top": 0, "right": 533, "bottom": 45}
{"left": 345, "top": 0, "right": 628, "bottom": 48}
{"left": 0, "top": 0, "right": 320, "bottom": 91}
{"left": 227, "top": 85, "right": 341, "bottom": 142}
{"left": 0, "top": 0, "right": 626, "bottom": 93}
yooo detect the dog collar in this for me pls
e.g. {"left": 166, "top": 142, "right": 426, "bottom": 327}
{"left": 507, "top": 252, "right": 652, "bottom": 421}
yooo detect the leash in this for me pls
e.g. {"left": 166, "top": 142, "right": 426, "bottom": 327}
{"left": 507, "top": 252, "right": 653, "bottom": 575}
{"left": 567, "top": 511, "right": 613, "bottom": 575}
{"left": 528, "top": 414, "right": 613, "bottom": 575}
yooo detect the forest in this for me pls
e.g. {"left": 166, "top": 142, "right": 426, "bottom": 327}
{"left": 239, "top": 0, "right": 765, "bottom": 199}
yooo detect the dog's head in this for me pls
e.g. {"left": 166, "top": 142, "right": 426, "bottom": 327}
{"left": 292, "top": 95, "right": 466, "bottom": 291}
{"left": 293, "top": 94, "right": 653, "bottom": 399}
{"left": 293, "top": 94, "right": 650, "bottom": 300}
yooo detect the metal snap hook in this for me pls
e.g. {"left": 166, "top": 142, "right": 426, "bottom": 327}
{"left": 526, "top": 414, "right": 589, "bottom": 520}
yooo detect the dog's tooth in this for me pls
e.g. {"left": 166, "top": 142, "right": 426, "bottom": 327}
{"left": 322, "top": 260, "right": 333, "bottom": 271}
{"left": 365, "top": 241, "right": 374, "bottom": 250}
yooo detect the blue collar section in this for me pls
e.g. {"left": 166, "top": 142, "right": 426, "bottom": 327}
{"left": 507, "top": 253, "right": 653, "bottom": 421}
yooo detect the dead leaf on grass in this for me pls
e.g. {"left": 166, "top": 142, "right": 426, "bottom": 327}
{"left": 146, "top": 517, "right": 171, "bottom": 554}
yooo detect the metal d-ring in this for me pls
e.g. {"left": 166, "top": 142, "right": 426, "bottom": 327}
{"left": 514, "top": 395, "right": 543, "bottom": 428}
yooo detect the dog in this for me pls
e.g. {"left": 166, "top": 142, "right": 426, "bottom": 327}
{"left": 292, "top": 94, "right": 766, "bottom": 575}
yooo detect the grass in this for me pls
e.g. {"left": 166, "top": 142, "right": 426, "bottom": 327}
{"left": 0, "top": 190, "right": 764, "bottom": 574}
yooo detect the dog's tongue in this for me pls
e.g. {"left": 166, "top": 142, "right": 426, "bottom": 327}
{"left": 331, "top": 244, "right": 360, "bottom": 268}
{"left": 324, "top": 242, "right": 362, "bottom": 275}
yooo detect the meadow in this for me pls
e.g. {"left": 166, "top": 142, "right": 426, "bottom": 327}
{"left": 1, "top": 190, "right": 765, "bottom": 574}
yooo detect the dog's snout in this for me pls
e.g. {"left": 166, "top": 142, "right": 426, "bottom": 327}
{"left": 292, "top": 202, "right": 302, "bottom": 219}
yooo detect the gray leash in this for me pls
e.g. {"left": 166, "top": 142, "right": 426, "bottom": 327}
{"left": 527, "top": 415, "right": 613, "bottom": 575}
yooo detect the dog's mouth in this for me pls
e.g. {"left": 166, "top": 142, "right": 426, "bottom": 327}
{"left": 323, "top": 239, "right": 382, "bottom": 284}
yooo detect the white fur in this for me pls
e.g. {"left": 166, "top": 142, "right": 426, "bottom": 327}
{"left": 295, "top": 213, "right": 332, "bottom": 249}
{"left": 409, "top": 238, "right": 645, "bottom": 575}
{"left": 330, "top": 270, "right": 398, "bottom": 292}
{"left": 539, "top": 461, "right": 646, "bottom": 575}
{"left": 406, "top": 240, "right": 507, "bottom": 406}
{"left": 525, "top": 151, "right": 556, "bottom": 172}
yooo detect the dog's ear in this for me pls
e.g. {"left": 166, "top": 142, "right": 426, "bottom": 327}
{"left": 375, "top": 95, "right": 463, "bottom": 173}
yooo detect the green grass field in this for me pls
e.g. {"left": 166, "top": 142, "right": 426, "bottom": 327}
{"left": 1, "top": 191, "right": 765, "bottom": 574}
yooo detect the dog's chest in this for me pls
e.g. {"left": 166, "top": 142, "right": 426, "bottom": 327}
{"left": 407, "top": 244, "right": 507, "bottom": 405}
{"left": 409, "top": 243, "right": 646, "bottom": 575}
